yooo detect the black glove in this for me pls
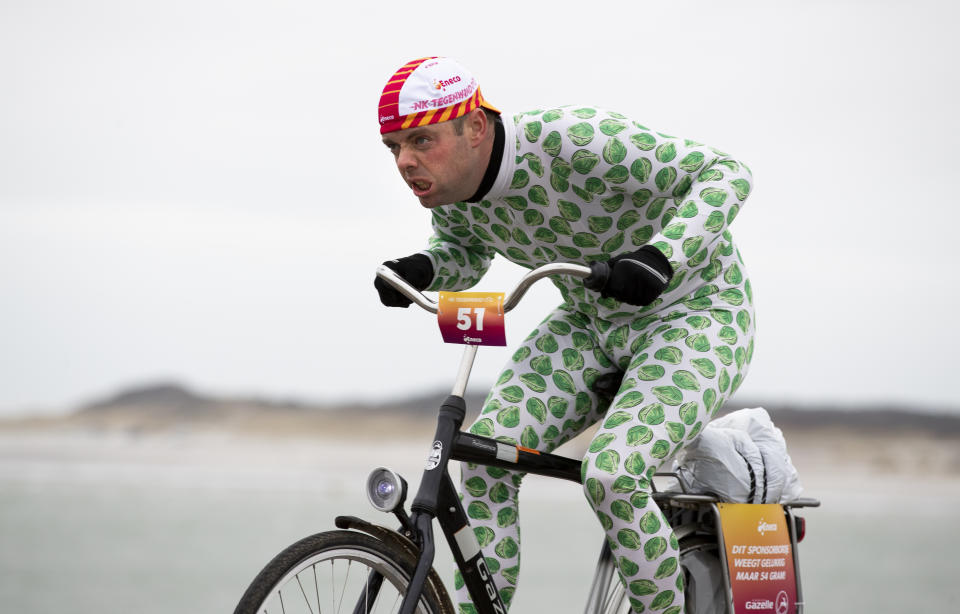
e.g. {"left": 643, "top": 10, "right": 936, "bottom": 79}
{"left": 374, "top": 253, "right": 434, "bottom": 307}
{"left": 583, "top": 246, "right": 673, "bottom": 306}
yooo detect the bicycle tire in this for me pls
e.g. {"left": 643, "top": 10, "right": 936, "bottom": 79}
{"left": 678, "top": 536, "right": 727, "bottom": 614}
{"left": 233, "top": 530, "right": 449, "bottom": 614}
{"left": 591, "top": 535, "right": 727, "bottom": 614}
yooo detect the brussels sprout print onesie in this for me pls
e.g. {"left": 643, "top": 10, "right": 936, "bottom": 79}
{"left": 417, "top": 107, "right": 755, "bottom": 614}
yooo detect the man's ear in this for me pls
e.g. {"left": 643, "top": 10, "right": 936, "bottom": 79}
{"left": 466, "top": 108, "right": 489, "bottom": 147}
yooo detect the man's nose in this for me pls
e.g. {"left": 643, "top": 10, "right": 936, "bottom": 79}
{"left": 396, "top": 147, "right": 417, "bottom": 172}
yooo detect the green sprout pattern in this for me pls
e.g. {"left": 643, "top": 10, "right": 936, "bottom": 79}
{"left": 419, "top": 107, "right": 755, "bottom": 614}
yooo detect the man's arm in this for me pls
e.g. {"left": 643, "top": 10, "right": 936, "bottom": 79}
{"left": 640, "top": 149, "right": 752, "bottom": 266}
{"left": 375, "top": 207, "right": 494, "bottom": 307}
{"left": 618, "top": 133, "right": 754, "bottom": 302}
{"left": 420, "top": 206, "right": 495, "bottom": 291}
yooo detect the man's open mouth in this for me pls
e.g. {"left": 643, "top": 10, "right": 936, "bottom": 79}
{"left": 410, "top": 180, "right": 432, "bottom": 196}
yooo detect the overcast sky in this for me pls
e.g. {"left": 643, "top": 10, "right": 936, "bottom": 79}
{"left": 2, "top": 0, "right": 958, "bottom": 416}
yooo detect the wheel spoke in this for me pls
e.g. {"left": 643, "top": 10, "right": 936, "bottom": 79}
{"left": 337, "top": 560, "right": 351, "bottom": 613}
{"left": 235, "top": 533, "right": 445, "bottom": 614}
{"left": 330, "top": 560, "right": 335, "bottom": 613}
{"left": 296, "top": 574, "right": 317, "bottom": 614}
{"left": 364, "top": 569, "right": 372, "bottom": 614}
{"left": 314, "top": 564, "right": 320, "bottom": 614}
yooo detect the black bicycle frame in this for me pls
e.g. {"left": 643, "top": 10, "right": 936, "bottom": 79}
{"left": 362, "top": 393, "right": 820, "bottom": 614}
{"left": 392, "top": 393, "right": 582, "bottom": 614}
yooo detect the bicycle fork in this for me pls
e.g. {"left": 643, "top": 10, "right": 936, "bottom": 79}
{"left": 350, "top": 394, "right": 509, "bottom": 614}
{"left": 399, "top": 394, "right": 509, "bottom": 614}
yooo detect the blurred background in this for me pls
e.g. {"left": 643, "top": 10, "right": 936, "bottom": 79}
{"left": 2, "top": 1, "right": 958, "bottom": 612}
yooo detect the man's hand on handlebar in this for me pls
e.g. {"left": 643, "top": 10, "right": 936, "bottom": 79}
{"left": 583, "top": 246, "right": 674, "bottom": 306}
{"left": 374, "top": 247, "right": 672, "bottom": 309}
{"left": 374, "top": 253, "right": 434, "bottom": 307}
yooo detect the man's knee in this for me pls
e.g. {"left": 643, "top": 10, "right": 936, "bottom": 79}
{"left": 581, "top": 453, "right": 653, "bottom": 509}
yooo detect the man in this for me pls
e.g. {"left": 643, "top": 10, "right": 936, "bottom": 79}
{"left": 375, "top": 56, "right": 755, "bottom": 614}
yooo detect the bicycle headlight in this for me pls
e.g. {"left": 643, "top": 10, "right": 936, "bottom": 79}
{"left": 365, "top": 467, "right": 407, "bottom": 513}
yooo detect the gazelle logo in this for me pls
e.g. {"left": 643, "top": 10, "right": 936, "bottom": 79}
{"left": 757, "top": 518, "right": 778, "bottom": 536}
{"left": 775, "top": 590, "right": 790, "bottom": 614}
{"left": 476, "top": 558, "right": 506, "bottom": 614}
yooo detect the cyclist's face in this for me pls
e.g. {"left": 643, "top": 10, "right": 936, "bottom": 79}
{"left": 382, "top": 112, "right": 487, "bottom": 208}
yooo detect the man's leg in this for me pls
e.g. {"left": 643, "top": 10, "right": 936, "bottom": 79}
{"left": 581, "top": 305, "right": 755, "bottom": 613}
{"left": 455, "top": 306, "right": 613, "bottom": 611}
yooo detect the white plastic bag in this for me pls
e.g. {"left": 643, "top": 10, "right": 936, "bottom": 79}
{"left": 674, "top": 425, "right": 765, "bottom": 503}
{"left": 675, "top": 407, "right": 803, "bottom": 503}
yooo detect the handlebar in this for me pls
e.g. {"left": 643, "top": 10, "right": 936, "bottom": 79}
{"left": 375, "top": 262, "right": 594, "bottom": 314}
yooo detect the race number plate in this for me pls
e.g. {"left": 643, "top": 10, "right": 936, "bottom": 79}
{"left": 437, "top": 292, "right": 506, "bottom": 346}
{"left": 717, "top": 503, "right": 798, "bottom": 614}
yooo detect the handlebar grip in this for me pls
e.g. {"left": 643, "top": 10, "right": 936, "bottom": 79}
{"left": 583, "top": 261, "right": 610, "bottom": 292}
{"left": 377, "top": 261, "right": 593, "bottom": 315}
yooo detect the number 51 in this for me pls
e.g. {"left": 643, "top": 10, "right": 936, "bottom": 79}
{"left": 456, "top": 307, "right": 486, "bottom": 331}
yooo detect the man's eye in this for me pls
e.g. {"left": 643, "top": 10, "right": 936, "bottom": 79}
{"left": 415, "top": 136, "right": 430, "bottom": 146}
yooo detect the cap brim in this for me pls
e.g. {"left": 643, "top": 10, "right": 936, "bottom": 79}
{"left": 480, "top": 100, "right": 501, "bottom": 115}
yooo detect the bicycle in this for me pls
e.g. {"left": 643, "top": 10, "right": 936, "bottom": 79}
{"left": 233, "top": 262, "right": 820, "bottom": 614}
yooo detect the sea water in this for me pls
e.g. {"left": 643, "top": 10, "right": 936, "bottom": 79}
{"left": 0, "top": 431, "right": 957, "bottom": 613}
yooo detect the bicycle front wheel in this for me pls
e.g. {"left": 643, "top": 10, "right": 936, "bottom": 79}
{"left": 233, "top": 530, "right": 449, "bottom": 614}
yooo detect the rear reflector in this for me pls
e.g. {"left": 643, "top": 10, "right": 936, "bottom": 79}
{"left": 794, "top": 515, "right": 806, "bottom": 542}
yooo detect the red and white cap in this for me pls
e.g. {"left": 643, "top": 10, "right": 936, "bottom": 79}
{"left": 378, "top": 57, "right": 500, "bottom": 135}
